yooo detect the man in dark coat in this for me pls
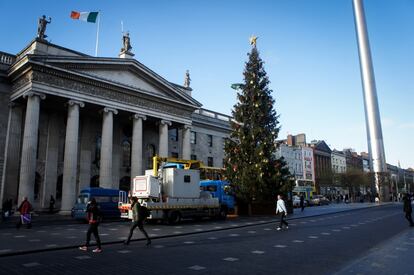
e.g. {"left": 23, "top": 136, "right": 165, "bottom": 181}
{"left": 124, "top": 197, "right": 151, "bottom": 246}
{"left": 403, "top": 194, "right": 414, "bottom": 227}
{"left": 79, "top": 198, "right": 103, "bottom": 253}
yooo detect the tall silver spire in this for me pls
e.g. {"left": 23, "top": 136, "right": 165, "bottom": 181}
{"left": 352, "top": 0, "right": 388, "bottom": 200}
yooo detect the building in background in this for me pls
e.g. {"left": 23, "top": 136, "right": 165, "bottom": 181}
{"left": 310, "top": 140, "right": 332, "bottom": 194}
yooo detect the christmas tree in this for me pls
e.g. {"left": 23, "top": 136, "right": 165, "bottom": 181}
{"left": 224, "top": 37, "right": 292, "bottom": 207}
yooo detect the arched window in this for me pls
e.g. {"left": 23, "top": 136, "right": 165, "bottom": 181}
{"left": 122, "top": 140, "right": 131, "bottom": 167}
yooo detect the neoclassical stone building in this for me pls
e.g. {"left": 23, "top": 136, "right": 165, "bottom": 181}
{"left": 0, "top": 38, "right": 231, "bottom": 212}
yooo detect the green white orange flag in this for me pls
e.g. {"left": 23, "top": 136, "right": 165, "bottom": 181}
{"left": 70, "top": 11, "right": 99, "bottom": 23}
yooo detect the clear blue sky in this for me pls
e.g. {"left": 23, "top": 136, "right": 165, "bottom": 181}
{"left": 1, "top": 0, "right": 413, "bottom": 169}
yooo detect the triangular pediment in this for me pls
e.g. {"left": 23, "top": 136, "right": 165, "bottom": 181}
{"left": 29, "top": 55, "right": 201, "bottom": 108}
{"left": 316, "top": 141, "right": 332, "bottom": 153}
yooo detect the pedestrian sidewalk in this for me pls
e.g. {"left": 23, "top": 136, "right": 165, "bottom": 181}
{"left": 335, "top": 226, "right": 414, "bottom": 275}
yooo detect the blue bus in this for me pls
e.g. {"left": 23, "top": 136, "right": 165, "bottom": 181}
{"left": 71, "top": 188, "right": 121, "bottom": 221}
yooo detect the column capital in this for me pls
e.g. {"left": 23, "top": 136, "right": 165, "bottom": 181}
{"left": 131, "top": 113, "right": 147, "bottom": 121}
{"left": 22, "top": 91, "right": 46, "bottom": 100}
{"left": 103, "top": 107, "right": 118, "bottom": 115}
{"left": 160, "top": 119, "right": 172, "bottom": 126}
{"left": 68, "top": 100, "right": 85, "bottom": 108}
{"left": 183, "top": 124, "right": 192, "bottom": 130}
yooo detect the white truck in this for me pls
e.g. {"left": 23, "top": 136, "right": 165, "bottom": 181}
{"left": 118, "top": 164, "right": 226, "bottom": 224}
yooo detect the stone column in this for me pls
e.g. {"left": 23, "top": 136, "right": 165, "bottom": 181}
{"left": 100, "top": 107, "right": 118, "bottom": 189}
{"left": 18, "top": 92, "right": 45, "bottom": 205}
{"left": 78, "top": 117, "right": 93, "bottom": 193}
{"left": 0, "top": 103, "right": 23, "bottom": 206}
{"left": 112, "top": 122, "right": 121, "bottom": 187}
{"left": 158, "top": 120, "right": 171, "bottom": 157}
{"left": 40, "top": 114, "right": 60, "bottom": 209}
{"left": 131, "top": 114, "right": 146, "bottom": 178}
{"left": 60, "top": 100, "right": 84, "bottom": 213}
{"left": 182, "top": 124, "right": 191, "bottom": 160}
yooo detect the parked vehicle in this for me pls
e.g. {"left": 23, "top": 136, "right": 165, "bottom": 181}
{"left": 118, "top": 157, "right": 235, "bottom": 224}
{"left": 292, "top": 195, "right": 309, "bottom": 208}
{"left": 72, "top": 188, "right": 121, "bottom": 221}
{"left": 309, "top": 195, "right": 330, "bottom": 206}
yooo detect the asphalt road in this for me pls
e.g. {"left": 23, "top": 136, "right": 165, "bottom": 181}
{"left": 0, "top": 204, "right": 406, "bottom": 275}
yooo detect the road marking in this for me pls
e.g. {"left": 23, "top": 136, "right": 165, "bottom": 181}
{"left": 300, "top": 221, "right": 307, "bottom": 224}
{"left": 188, "top": 265, "right": 206, "bottom": 271}
{"left": 359, "top": 222, "right": 366, "bottom": 225}
{"left": 66, "top": 228, "right": 76, "bottom": 231}
{"left": 23, "top": 262, "right": 41, "bottom": 267}
{"left": 247, "top": 230, "right": 256, "bottom": 234}
{"left": 0, "top": 249, "right": 12, "bottom": 253}
{"left": 371, "top": 262, "right": 384, "bottom": 268}
{"left": 117, "top": 250, "right": 132, "bottom": 254}
{"left": 175, "top": 226, "right": 183, "bottom": 229}
{"left": 342, "top": 227, "right": 351, "bottom": 230}
{"left": 194, "top": 224, "right": 202, "bottom": 227}
{"left": 152, "top": 228, "right": 161, "bottom": 231}
{"left": 207, "top": 237, "right": 217, "bottom": 240}
{"left": 321, "top": 232, "right": 331, "bottom": 235}
{"left": 292, "top": 240, "right": 304, "bottom": 243}
{"left": 274, "top": 245, "right": 287, "bottom": 248}
{"left": 75, "top": 256, "right": 91, "bottom": 260}
{"left": 45, "top": 244, "right": 57, "bottom": 248}
{"left": 184, "top": 241, "right": 195, "bottom": 244}
{"left": 29, "top": 239, "right": 41, "bottom": 242}
{"left": 245, "top": 222, "right": 253, "bottom": 225}
{"left": 194, "top": 229, "right": 203, "bottom": 231}
{"left": 308, "top": 236, "right": 319, "bottom": 239}
{"left": 403, "top": 242, "right": 414, "bottom": 246}
{"left": 251, "top": 250, "right": 265, "bottom": 254}
{"left": 109, "top": 228, "right": 118, "bottom": 231}
{"left": 214, "top": 226, "right": 223, "bottom": 229}
{"left": 153, "top": 245, "right": 164, "bottom": 248}
{"left": 396, "top": 247, "right": 408, "bottom": 251}
{"left": 100, "top": 233, "right": 109, "bottom": 236}
{"left": 66, "top": 236, "right": 77, "bottom": 239}
{"left": 14, "top": 235, "right": 26, "bottom": 238}
{"left": 230, "top": 224, "right": 239, "bottom": 227}
{"left": 173, "top": 231, "right": 183, "bottom": 234}
{"left": 223, "top": 257, "right": 239, "bottom": 262}
{"left": 149, "top": 234, "right": 158, "bottom": 237}
{"left": 332, "top": 229, "right": 341, "bottom": 232}
{"left": 229, "top": 234, "right": 240, "bottom": 237}
{"left": 263, "top": 228, "right": 272, "bottom": 231}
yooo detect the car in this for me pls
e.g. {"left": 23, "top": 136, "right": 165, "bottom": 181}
{"left": 309, "top": 195, "right": 330, "bottom": 206}
{"left": 293, "top": 195, "right": 309, "bottom": 208}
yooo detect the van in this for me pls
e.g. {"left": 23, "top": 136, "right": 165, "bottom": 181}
{"left": 71, "top": 188, "right": 121, "bottom": 221}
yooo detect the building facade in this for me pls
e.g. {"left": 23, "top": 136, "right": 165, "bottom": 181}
{"left": 0, "top": 39, "right": 231, "bottom": 211}
{"left": 331, "top": 150, "right": 346, "bottom": 174}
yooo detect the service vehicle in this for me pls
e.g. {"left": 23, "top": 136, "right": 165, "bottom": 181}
{"left": 118, "top": 157, "right": 234, "bottom": 224}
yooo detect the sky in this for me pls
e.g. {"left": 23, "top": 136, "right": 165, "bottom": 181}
{"left": 0, "top": 0, "right": 413, "bottom": 169}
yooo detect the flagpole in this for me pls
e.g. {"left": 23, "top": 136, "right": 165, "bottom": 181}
{"left": 95, "top": 12, "right": 100, "bottom": 57}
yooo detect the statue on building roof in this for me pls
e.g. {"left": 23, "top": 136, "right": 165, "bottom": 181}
{"left": 184, "top": 70, "right": 191, "bottom": 88}
{"left": 37, "top": 15, "right": 51, "bottom": 40}
{"left": 121, "top": 32, "right": 132, "bottom": 53}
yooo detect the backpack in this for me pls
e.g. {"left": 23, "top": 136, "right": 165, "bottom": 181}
{"left": 139, "top": 205, "right": 151, "bottom": 218}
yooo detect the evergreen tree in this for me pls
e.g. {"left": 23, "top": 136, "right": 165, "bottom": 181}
{"left": 225, "top": 39, "right": 292, "bottom": 205}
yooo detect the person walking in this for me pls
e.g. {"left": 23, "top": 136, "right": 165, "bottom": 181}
{"left": 403, "top": 194, "right": 414, "bottom": 227}
{"left": 79, "top": 198, "right": 102, "bottom": 253}
{"left": 300, "top": 194, "right": 305, "bottom": 212}
{"left": 49, "top": 195, "right": 55, "bottom": 214}
{"left": 16, "top": 197, "right": 33, "bottom": 229}
{"left": 276, "top": 194, "right": 288, "bottom": 231}
{"left": 124, "top": 197, "right": 151, "bottom": 246}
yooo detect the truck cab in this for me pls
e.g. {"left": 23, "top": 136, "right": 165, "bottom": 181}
{"left": 200, "top": 180, "right": 235, "bottom": 215}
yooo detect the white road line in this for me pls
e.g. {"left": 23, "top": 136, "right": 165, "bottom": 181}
{"left": 29, "top": 239, "right": 41, "bottom": 242}
{"left": 45, "top": 244, "right": 57, "bottom": 248}
{"left": 175, "top": 226, "right": 183, "bottom": 229}
{"left": 184, "top": 241, "right": 195, "bottom": 244}
{"left": 251, "top": 250, "right": 265, "bottom": 254}
{"left": 75, "top": 256, "right": 91, "bottom": 260}
{"left": 23, "top": 262, "right": 41, "bottom": 267}
{"left": 263, "top": 228, "right": 272, "bottom": 231}
{"left": 321, "top": 232, "right": 331, "bottom": 235}
{"left": 292, "top": 240, "right": 304, "bottom": 243}
{"left": 247, "top": 231, "right": 256, "bottom": 234}
{"left": 396, "top": 247, "right": 408, "bottom": 251}
{"left": 194, "top": 229, "right": 203, "bottom": 231}
{"left": 117, "top": 250, "right": 132, "bottom": 254}
{"left": 229, "top": 234, "right": 240, "bottom": 237}
{"left": 173, "top": 231, "right": 183, "bottom": 234}
{"left": 152, "top": 228, "right": 161, "bottom": 231}
{"left": 207, "top": 237, "right": 217, "bottom": 240}
{"left": 332, "top": 229, "right": 341, "bottom": 232}
{"left": 223, "top": 257, "right": 239, "bottom": 262}
{"left": 14, "top": 235, "right": 26, "bottom": 238}
{"left": 342, "top": 227, "right": 351, "bottom": 229}
{"left": 149, "top": 234, "right": 158, "bottom": 237}
{"left": 274, "top": 245, "right": 287, "bottom": 248}
{"left": 100, "top": 233, "right": 109, "bottom": 236}
{"left": 308, "top": 236, "right": 319, "bottom": 239}
{"left": 214, "top": 226, "right": 223, "bottom": 229}
{"left": 188, "top": 265, "right": 206, "bottom": 271}
{"left": 109, "top": 228, "right": 118, "bottom": 231}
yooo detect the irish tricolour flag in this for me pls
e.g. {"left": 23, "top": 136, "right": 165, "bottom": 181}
{"left": 70, "top": 11, "right": 99, "bottom": 23}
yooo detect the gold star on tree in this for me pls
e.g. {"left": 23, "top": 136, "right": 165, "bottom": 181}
{"left": 249, "top": 35, "right": 258, "bottom": 47}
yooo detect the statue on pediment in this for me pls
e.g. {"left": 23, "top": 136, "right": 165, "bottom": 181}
{"left": 184, "top": 70, "right": 191, "bottom": 88}
{"left": 37, "top": 15, "right": 51, "bottom": 40}
{"left": 122, "top": 32, "right": 132, "bottom": 53}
